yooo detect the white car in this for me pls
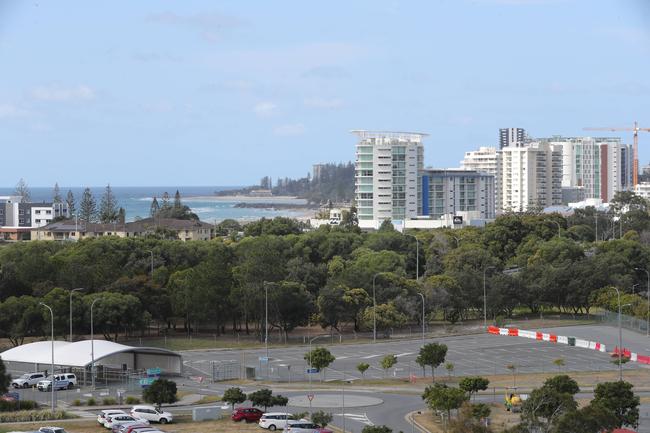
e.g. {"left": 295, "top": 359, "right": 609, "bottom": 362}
{"left": 39, "top": 428, "right": 68, "bottom": 433}
{"left": 283, "top": 420, "right": 321, "bottom": 433}
{"left": 98, "top": 410, "right": 126, "bottom": 426}
{"left": 259, "top": 412, "right": 294, "bottom": 431}
{"left": 37, "top": 378, "right": 70, "bottom": 392}
{"left": 105, "top": 414, "right": 148, "bottom": 430}
{"left": 11, "top": 372, "right": 46, "bottom": 388}
{"left": 130, "top": 405, "right": 173, "bottom": 424}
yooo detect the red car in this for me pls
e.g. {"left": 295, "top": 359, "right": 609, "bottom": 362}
{"left": 231, "top": 407, "right": 264, "bottom": 422}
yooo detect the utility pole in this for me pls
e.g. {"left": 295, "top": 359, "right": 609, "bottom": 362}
{"left": 69, "top": 287, "right": 85, "bottom": 341}
{"left": 39, "top": 302, "right": 55, "bottom": 412}
{"left": 636, "top": 267, "right": 650, "bottom": 337}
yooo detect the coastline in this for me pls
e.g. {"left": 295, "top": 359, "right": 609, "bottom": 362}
{"left": 184, "top": 195, "right": 305, "bottom": 202}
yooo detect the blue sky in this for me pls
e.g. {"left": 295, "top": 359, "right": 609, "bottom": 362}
{"left": 0, "top": 0, "right": 648, "bottom": 187}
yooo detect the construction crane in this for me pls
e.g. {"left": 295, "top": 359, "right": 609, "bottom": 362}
{"left": 584, "top": 121, "right": 650, "bottom": 186}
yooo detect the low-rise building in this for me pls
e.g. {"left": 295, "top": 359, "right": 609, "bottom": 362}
{"left": 1, "top": 196, "right": 69, "bottom": 241}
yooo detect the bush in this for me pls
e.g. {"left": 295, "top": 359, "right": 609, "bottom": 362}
{"left": 71, "top": 399, "right": 84, "bottom": 406}
{"left": 125, "top": 396, "right": 141, "bottom": 405}
{"left": 102, "top": 397, "right": 117, "bottom": 406}
{"left": 0, "top": 399, "right": 39, "bottom": 412}
{"left": 87, "top": 398, "right": 97, "bottom": 406}
{"left": 0, "top": 409, "right": 75, "bottom": 422}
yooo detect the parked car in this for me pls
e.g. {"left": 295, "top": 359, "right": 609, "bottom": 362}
{"left": 282, "top": 420, "right": 322, "bottom": 433}
{"left": 131, "top": 405, "right": 173, "bottom": 424}
{"left": 105, "top": 414, "right": 148, "bottom": 430}
{"left": 98, "top": 410, "right": 127, "bottom": 426}
{"left": 11, "top": 372, "right": 46, "bottom": 388}
{"left": 39, "top": 428, "right": 68, "bottom": 433}
{"left": 37, "top": 378, "right": 70, "bottom": 392}
{"left": 317, "top": 428, "right": 334, "bottom": 433}
{"left": 259, "top": 412, "right": 295, "bottom": 431}
{"left": 231, "top": 407, "right": 263, "bottom": 422}
{"left": 121, "top": 425, "right": 163, "bottom": 433}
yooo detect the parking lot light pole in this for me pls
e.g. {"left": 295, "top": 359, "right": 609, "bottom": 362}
{"left": 483, "top": 266, "right": 495, "bottom": 329}
{"left": 372, "top": 273, "right": 382, "bottom": 343}
{"left": 91, "top": 297, "right": 101, "bottom": 389}
{"left": 39, "top": 302, "right": 55, "bottom": 412}
{"left": 69, "top": 287, "right": 86, "bottom": 341}
{"left": 417, "top": 292, "right": 425, "bottom": 343}
{"left": 636, "top": 267, "right": 650, "bottom": 336}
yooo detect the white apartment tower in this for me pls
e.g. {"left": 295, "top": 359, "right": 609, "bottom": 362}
{"left": 460, "top": 146, "right": 498, "bottom": 176}
{"left": 353, "top": 130, "right": 425, "bottom": 222}
{"left": 496, "top": 142, "right": 562, "bottom": 212}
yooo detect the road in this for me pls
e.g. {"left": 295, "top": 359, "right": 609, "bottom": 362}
{"left": 182, "top": 325, "right": 638, "bottom": 382}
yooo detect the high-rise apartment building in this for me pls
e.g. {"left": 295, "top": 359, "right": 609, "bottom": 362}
{"left": 353, "top": 130, "right": 425, "bottom": 222}
{"left": 543, "top": 136, "right": 633, "bottom": 202}
{"left": 0, "top": 196, "right": 69, "bottom": 240}
{"left": 420, "top": 169, "right": 495, "bottom": 220}
{"left": 460, "top": 146, "right": 498, "bottom": 176}
{"left": 496, "top": 142, "right": 562, "bottom": 212}
{"left": 499, "top": 128, "right": 526, "bottom": 149}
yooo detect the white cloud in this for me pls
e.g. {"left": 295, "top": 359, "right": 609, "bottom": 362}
{"left": 273, "top": 123, "right": 305, "bottom": 136}
{"left": 0, "top": 103, "right": 28, "bottom": 118}
{"left": 304, "top": 97, "right": 344, "bottom": 109}
{"left": 30, "top": 85, "right": 95, "bottom": 102}
{"left": 254, "top": 101, "right": 277, "bottom": 116}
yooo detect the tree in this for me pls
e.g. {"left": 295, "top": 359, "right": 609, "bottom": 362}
{"left": 52, "top": 182, "right": 62, "bottom": 204}
{"left": 161, "top": 192, "right": 171, "bottom": 210}
{"left": 150, "top": 197, "right": 160, "bottom": 217}
{"left": 311, "top": 411, "right": 333, "bottom": 427}
{"left": 448, "top": 403, "right": 492, "bottom": 433}
{"left": 142, "top": 379, "right": 178, "bottom": 409}
{"left": 360, "top": 302, "right": 407, "bottom": 337}
{"left": 356, "top": 362, "right": 369, "bottom": 378}
{"left": 248, "top": 388, "right": 288, "bottom": 411}
{"left": 552, "top": 358, "right": 565, "bottom": 373}
{"left": 304, "top": 347, "right": 335, "bottom": 381}
{"left": 592, "top": 381, "right": 640, "bottom": 429}
{"left": 270, "top": 281, "right": 313, "bottom": 341}
{"left": 380, "top": 354, "right": 397, "bottom": 377}
{"left": 542, "top": 375, "right": 579, "bottom": 396}
{"left": 416, "top": 342, "right": 448, "bottom": 381}
{"left": 422, "top": 383, "right": 468, "bottom": 420}
{"left": 459, "top": 376, "right": 490, "bottom": 400}
{"left": 553, "top": 403, "right": 618, "bottom": 433}
{"left": 0, "top": 357, "right": 10, "bottom": 394}
{"left": 379, "top": 219, "right": 394, "bottom": 232}
{"left": 173, "top": 190, "right": 182, "bottom": 209}
{"left": 520, "top": 385, "right": 577, "bottom": 431}
{"left": 445, "top": 362, "right": 455, "bottom": 378}
{"left": 362, "top": 426, "right": 392, "bottom": 433}
{"left": 99, "top": 184, "right": 119, "bottom": 223}
{"left": 66, "top": 190, "right": 76, "bottom": 216}
{"left": 14, "top": 178, "right": 30, "bottom": 202}
{"left": 223, "top": 387, "right": 246, "bottom": 409}
{"left": 79, "top": 187, "right": 97, "bottom": 223}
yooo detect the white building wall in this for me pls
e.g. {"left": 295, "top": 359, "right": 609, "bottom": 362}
{"left": 460, "top": 147, "right": 498, "bottom": 176}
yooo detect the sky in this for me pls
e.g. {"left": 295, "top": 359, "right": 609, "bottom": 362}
{"left": 0, "top": 0, "right": 649, "bottom": 187}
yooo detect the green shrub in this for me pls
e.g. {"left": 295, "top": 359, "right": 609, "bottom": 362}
{"left": 125, "top": 396, "right": 141, "bottom": 405}
{"left": 71, "top": 399, "right": 84, "bottom": 406}
{"left": 0, "top": 399, "right": 39, "bottom": 412}
{"left": 0, "top": 409, "right": 75, "bottom": 422}
{"left": 87, "top": 398, "right": 97, "bottom": 406}
{"left": 102, "top": 397, "right": 117, "bottom": 406}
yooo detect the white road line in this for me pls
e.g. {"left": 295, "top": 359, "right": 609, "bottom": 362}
{"left": 335, "top": 413, "right": 373, "bottom": 426}
{"left": 395, "top": 352, "right": 414, "bottom": 357}
{"left": 361, "top": 354, "right": 381, "bottom": 359}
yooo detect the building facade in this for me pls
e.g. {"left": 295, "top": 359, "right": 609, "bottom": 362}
{"left": 496, "top": 142, "right": 562, "bottom": 212}
{"left": 499, "top": 128, "right": 527, "bottom": 149}
{"left": 1, "top": 196, "right": 69, "bottom": 240}
{"left": 420, "top": 169, "right": 495, "bottom": 220}
{"left": 460, "top": 146, "right": 498, "bottom": 176}
{"left": 353, "top": 130, "right": 425, "bottom": 222}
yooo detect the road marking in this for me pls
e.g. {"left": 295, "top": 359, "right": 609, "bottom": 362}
{"left": 395, "top": 352, "right": 414, "bottom": 357}
{"left": 336, "top": 356, "right": 349, "bottom": 359}
{"left": 361, "top": 354, "right": 381, "bottom": 359}
{"left": 335, "top": 413, "right": 373, "bottom": 426}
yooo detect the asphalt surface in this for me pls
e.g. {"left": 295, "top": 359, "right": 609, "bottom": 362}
{"left": 181, "top": 325, "right": 639, "bottom": 382}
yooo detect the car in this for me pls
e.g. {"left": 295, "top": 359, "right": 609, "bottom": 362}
{"left": 105, "top": 414, "right": 148, "bottom": 430}
{"left": 316, "top": 428, "right": 333, "bottom": 433}
{"left": 11, "top": 372, "right": 46, "bottom": 388}
{"left": 131, "top": 405, "right": 173, "bottom": 424}
{"left": 120, "top": 426, "right": 162, "bottom": 433}
{"left": 282, "top": 420, "right": 322, "bottom": 433}
{"left": 98, "top": 410, "right": 127, "bottom": 426}
{"left": 37, "top": 378, "right": 70, "bottom": 392}
{"left": 231, "top": 407, "right": 263, "bottom": 422}
{"left": 39, "top": 428, "right": 68, "bottom": 433}
{"left": 259, "top": 412, "right": 295, "bottom": 431}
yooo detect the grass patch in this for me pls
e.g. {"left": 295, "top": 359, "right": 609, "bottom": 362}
{"left": 195, "top": 395, "right": 222, "bottom": 404}
{"left": 0, "top": 410, "right": 77, "bottom": 423}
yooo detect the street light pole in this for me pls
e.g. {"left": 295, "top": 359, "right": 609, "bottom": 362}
{"left": 308, "top": 335, "right": 326, "bottom": 417}
{"left": 612, "top": 287, "right": 623, "bottom": 381}
{"left": 551, "top": 220, "right": 561, "bottom": 238}
{"left": 264, "top": 282, "right": 269, "bottom": 362}
{"left": 91, "top": 298, "right": 101, "bottom": 389}
{"left": 372, "top": 273, "right": 382, "bottom": 343}
{"left": 483, "top": 266, "right": 495, "bottom": 329}
{"left": 69, "top": 288, "right": 85, "bottom": 341}
{"left": 636, "top": 267, "right": 650, "bottom": 337}
{"left": 39, "top": 302, "right": 55, "bottom": 412}
{"left": 417, "top": 292, "right": 425, "bottom": 343}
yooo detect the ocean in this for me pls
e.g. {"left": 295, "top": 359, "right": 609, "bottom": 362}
{"left": 0, "top": 186, "right": 310, "bottom": 223}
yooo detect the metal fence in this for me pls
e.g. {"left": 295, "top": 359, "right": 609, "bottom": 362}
{"left": 596, "top": 310, "right": 649, "bottom": 335}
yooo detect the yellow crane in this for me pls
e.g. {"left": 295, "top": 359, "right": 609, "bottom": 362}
{"left": 584, "top": 121, "right": 650, "bottom": 186}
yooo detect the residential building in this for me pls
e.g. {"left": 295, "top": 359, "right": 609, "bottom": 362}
{"left": 460, "top": 147, "right": 498, "bottom": 176}
{"left": 0, "top": 196, "right": 69, "bottom": 241}
{"left": 496, "top": 141, "right": 562, "bottom": 212}
{"left": 420, "top": 169, "right": 495, "bottom": 220}
{"left": 634, "top": 182, "right": 650, "bottom": 200}
{"left": 544, "top": 136, "right": 633, "bottom": 202}
{"left": 312, "top": 163, "right": 325, "bottom": 180}
{"left": 352, "top": 130, "right": 425, "bottom": 223}
{"left": 499, "top": 127, "right": 527, "bottom": 149}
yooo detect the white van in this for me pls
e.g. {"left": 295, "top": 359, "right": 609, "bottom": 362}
{"left": 259, "top": 413, "right": 295, "bottom": 431}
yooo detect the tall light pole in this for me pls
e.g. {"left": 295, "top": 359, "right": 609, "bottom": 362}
{"left": 308, "top": 335, "right": 326, "bottom": 417}
{"left": 372, "top": 273, "right": 382, "bottom": 343}
{"left": 417, "top": 292, "right": 425, "bottom": 343}
{"left": 91, "top": 297, "right": 101, "bottom": 389}
{"left": 69, "top": 287, "right": 85, "bottom": 342}
{"left": 39, "top": 302, "right": 55, "bottom": 412}
{"left": 404, "top": 233, "right": 420, "bottom": 281}
{"left": 483, "top": 266, "right": 495, "bottom": 329}
{"left": 612, "top": 287, "right": 623, "bottom": 381}
{"left": 632, "top": 284, "right": 639, "bottom": 296}
{"left": 147, "top": 250, "right": 154, "bottom": 278}
{"left": 550, "top": 220, "right": 561, "bottom": 238}
{"left": 635, "top": 267, "right": 650, "bottom": 337}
